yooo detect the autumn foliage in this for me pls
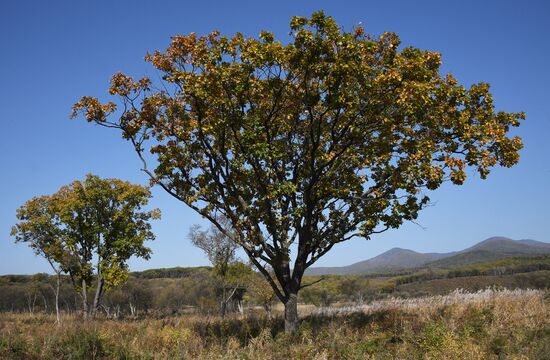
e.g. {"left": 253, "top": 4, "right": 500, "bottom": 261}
{"left": 12, "top": 174, "right": 160, "bottom": 318}
{"left": 71, "top": 12, "right": 523, "bottom": 332}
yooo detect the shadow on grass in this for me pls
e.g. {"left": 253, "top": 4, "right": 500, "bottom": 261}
{"left": 191, "top": 309, "right": 407, "bottom": 346}
{"left": 192, "top": 315, "right": 285, "bottom": 346}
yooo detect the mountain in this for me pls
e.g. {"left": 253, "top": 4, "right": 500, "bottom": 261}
{"left": 305, "top": 237, "right": 550, "bottom": 275}
{"left": 306, "top": 248, "right": 451, "bottom": 275}
{"left": 426, "top": 237, "right": 550, "bottom": 268}
{"left": 468, "top": 237, "right": 550, "bottom": 254}
{"left": 517, "top": 239, "right": 550, "bottom": 248}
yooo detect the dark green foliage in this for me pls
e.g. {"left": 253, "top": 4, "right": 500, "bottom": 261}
{"left": 193, "top": 316, "right": 284, "bottom": 346}
{"left": 459, "top": 305, "right": 494, "bottom": 339}
{"left": 53, "top": 329, "right": 106, "bottom": 360}
{"left": 131, "top": 266, "right": 212, "bottom": 279}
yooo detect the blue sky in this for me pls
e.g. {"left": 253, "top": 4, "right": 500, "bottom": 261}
{"left": 1, "top": 0, "right": 549, "bottom": 274}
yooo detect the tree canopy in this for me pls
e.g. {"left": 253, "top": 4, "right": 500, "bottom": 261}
{"left": 71, "top": 12, "right": 523, "bottom": 331}
{"left": 12, "top": 174, "right": 160, "bottom": 317}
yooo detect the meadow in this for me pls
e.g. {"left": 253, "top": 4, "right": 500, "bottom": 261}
{"left": 1, "top": 288, "right": 548, "bottom": 359}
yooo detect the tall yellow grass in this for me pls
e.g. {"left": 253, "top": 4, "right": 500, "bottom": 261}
{"left": 1, "top": 288, "right": 548, "bottom": 359}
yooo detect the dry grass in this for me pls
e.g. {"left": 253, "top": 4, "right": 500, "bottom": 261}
{"left": 1, "top": 288, "right": 549, "bottom": 359}
{"left": 313, "top": 288, "right": 544, "bottom": 315}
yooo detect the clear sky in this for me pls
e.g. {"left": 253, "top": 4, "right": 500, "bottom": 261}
{"left": 1, "top": 0, "right": 549, "bottom": 275}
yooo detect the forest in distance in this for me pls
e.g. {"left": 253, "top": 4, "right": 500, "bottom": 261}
{"left": 2, "top": 250, "right": 549, "bottom": 318}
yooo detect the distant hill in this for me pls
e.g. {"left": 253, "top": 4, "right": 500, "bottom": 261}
{"left": 306, "top": 237, "right": 550, "bottom": 275}
{"left": 306, "top": 248, "right": 450, "bottom": 275}
{"left": 130, "top": 266, "right": 212, "bottom": 279}
{"left": 467, "top": 237, "right": 550, "bottom": 254}
{"left": 426, "top": 237, "right": 550, "bottom": 269}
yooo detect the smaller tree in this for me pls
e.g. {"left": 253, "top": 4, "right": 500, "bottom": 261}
{"left": 12, "top": 174, "right": 160, "bottom": 318}
{"left": 189, "top": 219, "right": 251, "bottom": 317}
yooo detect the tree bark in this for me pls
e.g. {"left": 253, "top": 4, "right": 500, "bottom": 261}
{"left": 220, "top": 299, "right": 227, "bottom": 318}
{"left": 129, "top": 303, "right": 136, "bottom": 317}
{"left": 91, "top": 276, "right": 104, "bottom": 318}
{"left": 264, "top": 302, "right": 272, "bottom": 321}
{"left": 220, "top": 283, "right": 227, "bottom": 318}
{"left": 27, "top": 291, "right": 37, "bottom": 314}
{"left": 284, "top": 292, "right": 299, "bottom": 334}
{"left": 54, "top": 272, "right": 61, "bottom": 325}
{"left": 45, "top": 259, "right": 62, "bottom": 325}
{"left": 81, "top": 279, "right": 88, "bottom": 319}
{"left": 41, "top": 293, "right": 48, "bottom": 312}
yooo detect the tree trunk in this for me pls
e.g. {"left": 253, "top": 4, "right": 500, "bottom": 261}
{"left": 220, "top": 299, "right": 227, "bottom": 318}
{"left": 91, "top": 276, "right": 104, "bottom": 318}
{"left": 129, "top": 303, "right": 136, "bottom": 317}
{"left": 81, "top": 279, "right": 88, "bottom": 319}
{"left": 264, "top": 302, "right": 272, "bottom": 321}
{"left": 54, "top": 272, "right": 61, "bottom": 325}
{"left": 236, "top": 299, "right": 243, "bottom": 315}
{"left": 284, "top": 292, "right": 299, "bottom": 334}
{"left": 102, "top": 305, "right": 110, "bottom": 318}
{"left": 41, "top": 293, "right": 48, "bottom": 312}
{"left": 45, "top": 260, "right": 61, "bottom": 325}
{"left": 27, "top": 292, "right": 37, "bottom": 314}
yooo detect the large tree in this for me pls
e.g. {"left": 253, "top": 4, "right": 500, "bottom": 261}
{"left": 12, "top": 174, "right": 160, "bottom": 318}
{"left": 71, "top": 12, "right": 523, "bottom": 332}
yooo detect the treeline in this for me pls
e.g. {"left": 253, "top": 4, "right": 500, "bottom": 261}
{"left": 0, "top": 273, "right": 375, "bottom": 315}
{"left": 130, "top": 266, "right": 212, "bottom": 279}
{"left": 0, "top": 264, "right": 280, "bottom": 318}
{"left": 2, "top": 256, "right": 550, "bottom": 316}
{"left": 0, "top": 268, "right": 216, "bottom": 317}
{"left": 0, "top": 274, "right": 79, "bottom": 314}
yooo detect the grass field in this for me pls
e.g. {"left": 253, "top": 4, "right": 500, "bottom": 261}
{"left": 1, "top": 288, "right": 548, "bottom": 359}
